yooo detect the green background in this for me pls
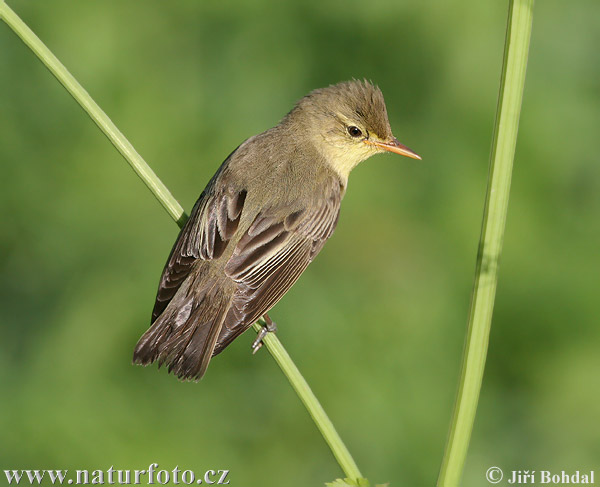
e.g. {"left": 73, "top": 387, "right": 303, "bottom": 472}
{"left": 1, "top": 1, "right": 598, "bottom": 485}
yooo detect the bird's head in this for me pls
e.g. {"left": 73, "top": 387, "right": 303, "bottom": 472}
{"left": 283, "top": 80, "right": 420, "bottom": 179}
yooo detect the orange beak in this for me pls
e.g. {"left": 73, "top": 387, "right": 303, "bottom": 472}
{"left": 365, "top": 138, "right": 421, "bottom": 160}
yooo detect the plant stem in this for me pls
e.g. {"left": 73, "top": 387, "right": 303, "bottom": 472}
{"left": 437, "top": 1, "right": 534, "bottom": 486}
{"left": 0, "top": 1, "right": 186, "bottom": 227}
{"left": 1, "top": 2, "right": 362, "bottom": 481}
{"left": 253, "top": 320, "right": 362, "bottom": 480}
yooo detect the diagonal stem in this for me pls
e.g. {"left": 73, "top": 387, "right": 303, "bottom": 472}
{"left": 437, "top": 1, "right": 534, "bottom": 485}
{"left": 253, "top": 320, "right": 362, "bottom": 480}
{"left": 1, "top": 1, "right": 362, "bottom": 482}
{"left": 0, "top": 0, "right": 186, "bottom": 227}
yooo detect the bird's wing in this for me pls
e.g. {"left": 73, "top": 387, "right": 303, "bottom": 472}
{"left": 151, "top": 181, "right": 247, "bottom": 323}
{"left": 213, "top": 176, "right": 343, "bottom": 354}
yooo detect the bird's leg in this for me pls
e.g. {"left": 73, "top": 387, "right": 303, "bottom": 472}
{"left": 252, "top": 313, "right": 278, "bottom": 354}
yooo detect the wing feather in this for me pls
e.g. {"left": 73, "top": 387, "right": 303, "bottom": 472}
{"left": 213, "top": 177, "right": 342, "bottom": 354}
{"left": 151, "top": 186, "right": 247, "bottom": 322}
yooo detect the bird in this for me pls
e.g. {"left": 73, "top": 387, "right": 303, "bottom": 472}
{"left": 133, "top": 80, "right": 420, "bottom": 381}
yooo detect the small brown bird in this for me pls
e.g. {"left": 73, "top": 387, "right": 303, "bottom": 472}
{"left": 133, "top": 80, "right": 420, "bottom": 380}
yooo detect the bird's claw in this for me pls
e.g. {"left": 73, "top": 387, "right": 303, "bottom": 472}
{"left": 251, "top": 314, "right": 278, "bottom": 354}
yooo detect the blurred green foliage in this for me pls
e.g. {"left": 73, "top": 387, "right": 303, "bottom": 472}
{"left": 1, "top": 1, "right": 599, "bottom": 486}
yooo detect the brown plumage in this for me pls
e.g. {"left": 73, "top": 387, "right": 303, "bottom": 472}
{"left": 133, "top": 80, "right": 420, "bottom": 380}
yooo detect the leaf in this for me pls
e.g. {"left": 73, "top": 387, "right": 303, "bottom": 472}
{"left": 326, "top": 478, "right": 374, "bottom": 487}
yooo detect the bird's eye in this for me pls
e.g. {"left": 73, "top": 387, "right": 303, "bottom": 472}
{"left": 347, "top": 126, "right": 363, "bottom": 138}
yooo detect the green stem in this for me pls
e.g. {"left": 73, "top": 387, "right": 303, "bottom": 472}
{"left": 0, "top": 1, "right": 186, "bottom": 227}
{"left": 253, "top": 320, "right": 362, "bottom": 480}
{"left": 437, "top": 1, "right": 534, "bottom": 486}
{"left": 1, "top": 2, "right": 362, "bottom": 481}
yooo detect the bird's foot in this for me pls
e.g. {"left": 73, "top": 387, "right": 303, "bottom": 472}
{"left": 252, "top": 314, "right": 278, "bottom": 354}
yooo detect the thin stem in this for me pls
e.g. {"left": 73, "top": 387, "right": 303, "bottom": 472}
{"left": 1, "top": 2, "right": 362, "bottom": 481}
{"left": 0, "top": 1, "right": 186, "bottom": 227}
{"left": 253, "top": 321, "right": 363, "bottom": 480}
{"left": 437, "top": 1, "right": 534, "bottom": 486}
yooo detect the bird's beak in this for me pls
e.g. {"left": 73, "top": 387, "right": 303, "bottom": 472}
{"left": 365, "top": 138, "right": 421, "bottom": 160}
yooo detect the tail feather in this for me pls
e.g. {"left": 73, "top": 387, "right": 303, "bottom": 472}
{"left": 133, "top": 279, "right": 233, "bottom": 381}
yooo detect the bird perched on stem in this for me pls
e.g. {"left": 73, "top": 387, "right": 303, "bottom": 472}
{"left": 133, "top": 80, "right": 420, "bottom": 380}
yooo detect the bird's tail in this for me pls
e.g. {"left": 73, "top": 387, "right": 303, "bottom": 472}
{"left": 133, "top": 276, "right": 234, "bottom": 381}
